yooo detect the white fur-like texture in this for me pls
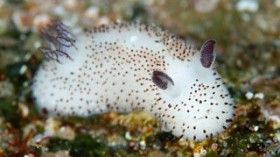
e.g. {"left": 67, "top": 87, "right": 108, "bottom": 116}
{"left": 32, "top": 22, "right": 234, "bottom": 141}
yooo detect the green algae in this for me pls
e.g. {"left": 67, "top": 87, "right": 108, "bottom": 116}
{"left": 0, "top": 99, "right": 19, "bottom": 127}
{"left": 48, "top": 134, "right": 110, "bottom": 157}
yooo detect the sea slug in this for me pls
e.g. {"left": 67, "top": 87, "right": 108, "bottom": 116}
{"left": 32, "top": 21, "right": 235, "bottom": 141}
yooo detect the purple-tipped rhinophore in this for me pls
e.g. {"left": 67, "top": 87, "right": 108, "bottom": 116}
{"left": 200, "top": 40, "right": 216, "bottom": 68}
{"left": 152, "top": 71, "right": 174, "bottom": 90}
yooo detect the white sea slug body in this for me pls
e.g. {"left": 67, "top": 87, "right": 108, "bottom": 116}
{"left": 32, "top": 21, "right": 235, "bottom": 141}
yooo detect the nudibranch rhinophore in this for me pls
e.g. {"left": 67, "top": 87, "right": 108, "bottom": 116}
{"left": 32, "top": 21, "right": 235, "bottom": 141}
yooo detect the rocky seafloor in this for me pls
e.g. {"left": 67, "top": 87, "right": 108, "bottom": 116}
{"left": 0, "top": 0, "right": 279, "bottom": 156}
